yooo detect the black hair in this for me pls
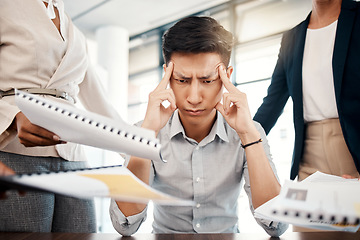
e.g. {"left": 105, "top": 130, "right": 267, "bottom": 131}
{"left": 162, "top": 16, "right": 234, "bottom": 66}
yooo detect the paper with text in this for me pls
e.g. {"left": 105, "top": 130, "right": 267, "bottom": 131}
{"left": 255, "top": 171, "right": 360, "bottom": 232}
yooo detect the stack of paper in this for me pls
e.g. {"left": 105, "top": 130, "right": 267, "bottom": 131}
{"left": 255, "top": 171, "right": 360, "bottom": 232}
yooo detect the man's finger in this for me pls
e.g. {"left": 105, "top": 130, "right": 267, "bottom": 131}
{"left": 156, "top": 62, "right": 174, "bottom": 90}
{"left": 215, "top": 102, "right": 226, "bottom": 116}
{"left": 218, "top": 64, "right": 237, "bottom": 93}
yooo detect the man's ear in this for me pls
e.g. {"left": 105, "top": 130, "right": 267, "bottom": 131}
{"left": 226, "top": 66, "right": 234, "bottom": 78}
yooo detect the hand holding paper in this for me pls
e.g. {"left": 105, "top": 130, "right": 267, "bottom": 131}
{"left": 15, "top": 90, "right": 163, "bottom": 162}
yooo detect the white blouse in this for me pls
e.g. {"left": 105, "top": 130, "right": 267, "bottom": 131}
{"left": 42, "top": 0, "right": 68, "bottom": 41}
{"left": 302, "top": 20, "right": 339, "bottom": 123}
{"left": 0, "top": 0, "right": 121, "bottom": 161}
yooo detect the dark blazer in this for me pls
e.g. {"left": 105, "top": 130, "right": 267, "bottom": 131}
{"left": 253, "top": 0, "right": 360, "bottom": 180}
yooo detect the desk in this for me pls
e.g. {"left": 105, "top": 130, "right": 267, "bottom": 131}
{"left": 0, "top": 232, "right": 359, "bottom": 240}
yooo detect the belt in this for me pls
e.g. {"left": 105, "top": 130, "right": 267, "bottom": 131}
{"left": 0, "top": 88, "right": 75, "bottom": 103}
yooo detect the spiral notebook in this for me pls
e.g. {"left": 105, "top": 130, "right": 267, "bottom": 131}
{"left": 255, "top": 171, "right": 360, "bottom": 232}
{"left": 0, "top": 165, "right": 193, "bottom": 206}
{"left": 14, "top": 90, "right": 163, "bottom": 162}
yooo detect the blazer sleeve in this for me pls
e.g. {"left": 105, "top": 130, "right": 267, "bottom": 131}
{"left": 253, "top": 32, "right": 292, "bottom": 135}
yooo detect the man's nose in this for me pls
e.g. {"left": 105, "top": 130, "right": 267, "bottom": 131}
{"left": 187, "top": 81, "right": 202, "bottom": 105}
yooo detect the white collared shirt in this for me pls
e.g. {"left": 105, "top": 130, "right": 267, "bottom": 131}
{"left": 110, "top": 111, "right": 288, "bottom": 236}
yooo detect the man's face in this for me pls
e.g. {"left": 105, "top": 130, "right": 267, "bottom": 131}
{"left": 166, "top": 52, "right": 228, "bottom": 127}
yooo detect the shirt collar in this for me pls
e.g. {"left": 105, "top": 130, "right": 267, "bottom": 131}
{"left": 169, "top": 110, "right": 186, "bottom": 139}
{"left": 169, "top": 110, "right": 229, "bottom": 144}
{"left": 42, "top": 0, "right": 68, "bottom": 41}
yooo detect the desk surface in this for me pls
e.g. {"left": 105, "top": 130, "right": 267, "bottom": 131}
{"left": 0, "top": 232, "right": 359, "bottom": 240}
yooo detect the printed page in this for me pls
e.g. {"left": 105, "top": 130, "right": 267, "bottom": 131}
{"left": 255, "top": 172, "right": 360, "bottom": 232}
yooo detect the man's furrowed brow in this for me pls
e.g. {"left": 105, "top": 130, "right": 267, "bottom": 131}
{"left": 173, "top": 70, "right": 218, "bottom": 80}
{"left": 198, "top": 71, "right": 218, "bottom": 80}
{"left": 173, "top": 71, "right": 191, "bottom": 80}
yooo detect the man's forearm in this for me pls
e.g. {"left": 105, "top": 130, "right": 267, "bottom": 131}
{"left": 239, "top": 130, "right": 281, "bottom": 209}
{"left": 116, "top": 156, "right": 151, "bottom": 217}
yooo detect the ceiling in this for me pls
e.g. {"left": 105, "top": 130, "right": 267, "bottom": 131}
{"left": 63, "top": 0, "right": 231, "bottom": 39}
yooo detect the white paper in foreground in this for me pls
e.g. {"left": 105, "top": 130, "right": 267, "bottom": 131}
{"left": 0, "top": 165, "right": 194, "bottom": 206}
{"left": 255, "top": 171, "right": 360, "bottom": 232}
{"left": 14, "top": 90, "right": 163, "bottom": 162}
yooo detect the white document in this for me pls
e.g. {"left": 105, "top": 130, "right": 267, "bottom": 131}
{"left": 255, "top": 171, "right": 360, "bottom": 232}
{"left": 15, "top": 90, "right": 163, "bottom": 162}
{"left": 0, "top": 165, "right": 194, "bottom": 206}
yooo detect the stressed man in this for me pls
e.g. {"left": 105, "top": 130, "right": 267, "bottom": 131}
{"left": 110, "top": 16, "right": 288, "bottom": 237}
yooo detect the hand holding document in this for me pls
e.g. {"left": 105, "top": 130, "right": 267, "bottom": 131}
{"left": 14, "top": 90, "right": 163, "bottom": 162}
{"left": 0, "top": 165, "right": 194, "bottom": 206}
{"left": 255, "top": 171, "right": 360, "bottom": 232}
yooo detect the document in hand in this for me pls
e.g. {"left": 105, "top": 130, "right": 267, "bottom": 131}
{"left": 0, "top": 165, "right": 194, "bottom": 206}
{"left": 14, "top": 90, "right": 163, "bottom": 162}
{"left": 254, "top": 171, "right": 360, "bottom": 232}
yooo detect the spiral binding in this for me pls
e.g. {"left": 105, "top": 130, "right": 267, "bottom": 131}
{"left": 271, "top": 209, "right": 360, "bottom": 226}
{"left": 15, "top": 165, "right": 123, "bottom": 178}
{"left": 16, "top": 91, "right": 159, "bottom": 149}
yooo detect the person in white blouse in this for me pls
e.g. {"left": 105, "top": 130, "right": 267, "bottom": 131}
{"left": 0, "top": 0, "right": 122, "bottom": 232}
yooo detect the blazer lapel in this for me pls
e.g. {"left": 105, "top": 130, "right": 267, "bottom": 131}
{"left": 291, "top": 14, "right": 310, "bottom": 120}
{"left": 332, "top": 0, "right": 356, "bottom": 102}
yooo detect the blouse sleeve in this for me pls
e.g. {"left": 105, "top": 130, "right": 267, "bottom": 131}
{"left": 0, "top": 100, "right": 20, "bottom": 149}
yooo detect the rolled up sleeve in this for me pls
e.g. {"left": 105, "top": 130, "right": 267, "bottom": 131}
{"left": 109, "top": 199, "right": 148, "bottom": 236}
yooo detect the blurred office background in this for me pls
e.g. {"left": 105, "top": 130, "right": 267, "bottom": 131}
{"left": 63, "top": 0, "right": 312, "bottom": 234}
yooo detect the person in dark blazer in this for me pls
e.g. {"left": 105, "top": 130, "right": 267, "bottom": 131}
{"left": 253, "top": 0, "right": 360, "bottom": 181}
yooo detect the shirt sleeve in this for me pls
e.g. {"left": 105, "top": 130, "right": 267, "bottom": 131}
{"left": 242, "top": 121, "right": 289, "bottom": 237}
{"left": 109, "top": 199, "right": 148, "bottom": 236}
{"left": 109, "top": 126, "right": 154, "bottom": 236}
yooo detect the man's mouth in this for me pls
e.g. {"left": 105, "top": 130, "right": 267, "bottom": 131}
{"left": 185, "top": 109, "right": 205, "bottom": 116}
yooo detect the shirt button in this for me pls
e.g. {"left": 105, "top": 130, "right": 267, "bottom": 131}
{"left": 196, "top": 203, "right": 201, "bottom": 208}
{"left": 196, "top": 223, "right": 200, "bottom": 228}
{"left": 195, "top": 146, "right": 199, "bottom": 150}
{"left": 196, "top": 177, "right": 200, "bottom": 183}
